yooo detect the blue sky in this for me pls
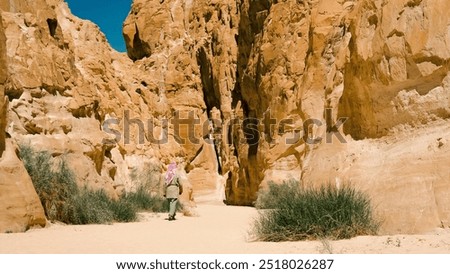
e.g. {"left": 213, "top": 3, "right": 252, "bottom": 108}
{"left": 65, "top": 0, "right": 133, "bottom": 52}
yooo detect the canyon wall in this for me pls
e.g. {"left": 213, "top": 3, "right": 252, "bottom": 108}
{"left": 0, "top": 0, "right": 449, "bottom": 233}
{"left": 0, "top": 0, "right": 202, "bottom": 232}
{"left": 124, "top": 0, "right": 450, "bottom": 233}
{"left": 0, "top": 10, "right": 6, "bottom": 156}
{"left": 0, "top": 7, "right": 46, "bottom": 231}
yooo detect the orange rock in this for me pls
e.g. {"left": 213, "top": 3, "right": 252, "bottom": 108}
{"left": 0, "top": 140, "right": 46, "bottom": 233}
{"left": 0, "top": 0, "right": 449, "bottom": 234}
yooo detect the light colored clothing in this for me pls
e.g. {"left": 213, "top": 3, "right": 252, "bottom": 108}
{"left": 164, "top": 175, "right": 182, "bottom": 198}
{"left": 164, "top": 174, "right": 183, "bottom": 219}
{"left": 168, "top": 198, "right": 178, "bottom": 219}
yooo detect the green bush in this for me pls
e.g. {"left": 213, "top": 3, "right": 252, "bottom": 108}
{"left": 253, "top": 180, "right": 379, "bottom": 241}
{"left": 255, "top": 179, "right": 299, "bottom": 209}
{"left": 63, "top": 187, "right": 137, "bottom": 224}
{"left": 19, "top": 145, "right": 165, "bottom": 225}
{"left": 109, "top": 198, "right": 137, "bottom": 222}
{"left": 19, "top": 145, "right": 78, "bottom": 221}
{"left": 62, "top": 187, "right": 115, "bottom": 224}
{"left": 121, "top": 185, "right": 167, "bottom": 213}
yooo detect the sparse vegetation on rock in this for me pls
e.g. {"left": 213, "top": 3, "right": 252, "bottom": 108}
{"left": 19, "top": 145, "right": 168, "bottom": 225}
{"left": 19, "top": 145, "right": 78, "bottom": 222}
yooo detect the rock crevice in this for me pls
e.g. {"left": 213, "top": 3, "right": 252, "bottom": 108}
{"left": 0, "top": 0, "right": 449, "bottom": 233}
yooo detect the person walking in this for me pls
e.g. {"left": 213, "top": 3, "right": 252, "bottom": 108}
{"left": 164, "top": 162, "right": 183, "bottom": 221}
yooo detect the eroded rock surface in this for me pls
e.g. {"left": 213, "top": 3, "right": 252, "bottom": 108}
{"left": 0, "top": 140, "right": 46, "bottom": 232}
{"left": 0, "top": 0, "right": 449, "bottom": 233}
{"left": 124, "top": 0, "right": 450, "bottom": 232}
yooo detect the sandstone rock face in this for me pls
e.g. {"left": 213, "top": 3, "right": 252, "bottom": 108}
{"left": 303, "top": 122, "right": 450, "bottom": 234}
{"left": 0, "top": 0, "right": 449, "bottom": 234}
{"left": 0, "top": 0, "right": 174, "bottom": 196}
{"left": 0, "top": 11, "right": 41, "bottom": 233}
{"left": 123, "top": 0, "right": 351, "bottom": 204}
{"left": 0, "top": 0, "right": 218, "bottom": 230}
{"left": 123, "top": 0, "right": 239, "bottom": 203}
{"left": 124, "top": 0, "right": 450, "bottom": 233}
{"left": 123, "top": 0, "right": 354, "bottom": 205}
{"left": 340, "top": 0, "right": 450, "bottom": 139}
{"left": 0, "top": 11, "right": 6, "bottom": 157}
{"left": 0, "top": 140, "right": 46, "bottom": 232}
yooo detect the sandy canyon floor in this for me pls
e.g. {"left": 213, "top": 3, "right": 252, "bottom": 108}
{"left": 0, "top": 204, "right": 449, "bottom": 254}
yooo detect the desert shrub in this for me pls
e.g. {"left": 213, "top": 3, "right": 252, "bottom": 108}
{"left": 109, "top": 198, "right": 137, "bottom": 222}
{"left": 63, "top": 187, "right": 136, "bottom": 224}
{"left": 255, "top": 179, "right": 299, "bottom": 209}
{"left": 20, "top": 146, "right": 178, "bottom": 225}
{"left": 62, "top": 187, "right": 115, "bottom": 224}
{"left": 20, "top": 146, "right": 137, "bottom": 224}
{"left": 121, "top": 185, "right": 167, "bottom": 213}
{"left": 253, "top": 180, "right": 379, "bottom": 241}
{"left": 19, "top": 145, "right": 78, "bottom": 221}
